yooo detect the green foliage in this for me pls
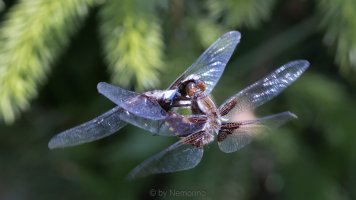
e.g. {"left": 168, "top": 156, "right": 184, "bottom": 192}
{"left": 99, "top": 0, "right": 164, "bottom": 91}
{"left": 207, "top": 0, "right": 277, "bottom": 28}
{"left": 192, "top": 18, "right": 225, "bottom": 48}
{"left": 0, "top": 0, "right": 4, "bottom": 12}
{"left": 0, "top": 0, "right": 95, "bottom": 123}
{"left": 318, "top": 0, "right": 356, "bottom": 75}
{"left": 1, "top": 1, "right": 356, "bottom": 200}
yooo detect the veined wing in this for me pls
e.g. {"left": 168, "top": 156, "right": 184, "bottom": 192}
{"left": 218, "top": 111, "right": 297, "bottom": 153}
{"left": 127, "top": 140, "right": 204, "bottom": 179}
{"left": 49, "top": 105, "right": 177, "bottom": 149}
{"left": 117, "top": 109, "right": 176, "bottom": 136}
{"left": 219, "top": 60, "right": 309, "bottom": 119}
{"left": 168, "top": 31, "right": 241, "bottom": 95}
{"left": 97, "top": 82, "right": 168, "bottom": 120}
{"left": 163, "top": 113, "right": 207, "bottom": 137}
{"left": 48, "top": 106, "right": 127, "bottom": 149}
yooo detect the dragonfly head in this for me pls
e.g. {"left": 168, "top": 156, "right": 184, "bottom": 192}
{"left": 185, "top": 80, "right": 206, "bottom": 99}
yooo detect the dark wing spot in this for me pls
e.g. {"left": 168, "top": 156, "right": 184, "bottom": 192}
{"left": 217, "top": 131, "right": 231, "bottom": 142}
{"left": 219, "top": 99, "right": 237, "bottom": 116}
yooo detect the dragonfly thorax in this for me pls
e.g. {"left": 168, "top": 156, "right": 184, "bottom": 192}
{"left": 197, "top": 96, "right": 222, "bottom": 136}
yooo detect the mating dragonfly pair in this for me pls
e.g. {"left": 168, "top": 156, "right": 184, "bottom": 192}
{"left": 49, "top": 31, "right": 309, "bottom": 179}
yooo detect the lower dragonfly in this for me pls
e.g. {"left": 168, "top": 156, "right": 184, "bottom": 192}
{"left": 126, "top": 60, "right": 309, "bottom": 179}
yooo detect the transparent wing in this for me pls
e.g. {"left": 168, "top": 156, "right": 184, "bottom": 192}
{"left": 218, "top": 111, "right": 297, "bottom": 153}
{"left": 219, "top": 60, "right": 309, "bottom": 119}
{"left": 48, "top": 106, "right": 127, "bottom": 149}
{"left": 97, "top": 82, "right": 167, "bottom": 120}
{"left": 117, "top": 109, "right": 175, "bottom": 136}
{"left": 127, "top": 140, "right": 204, "bottom": 179}
{"left": 168, "top": 31, "right": 241, "bottom": 95}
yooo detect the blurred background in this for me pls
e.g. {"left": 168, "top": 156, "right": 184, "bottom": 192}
{"left": 1, "top": 0, "right": 356, "bottom": 199}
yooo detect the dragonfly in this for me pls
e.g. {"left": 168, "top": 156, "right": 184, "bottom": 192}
{"left": 127, "top": 60, "right": 309, "bottom": 179}
{"left": 48, "top": 31, "right": 241, "bottom": 149}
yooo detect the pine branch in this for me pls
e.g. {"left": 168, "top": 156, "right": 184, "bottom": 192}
{"left": 318, "top": 0, "right": 356, "bottom": 74}
{"left": 99, "top": 0, "right": 164, "bottom": 91}
{"left": 207, "top": 0, "right": 277, "bottom": 28}
{"left": 0, "top": 0, "right": 95, "bottom": 124}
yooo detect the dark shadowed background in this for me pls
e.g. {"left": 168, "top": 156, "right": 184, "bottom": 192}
{"left": 1, "top": 0, "right": 356, "bottom": 199}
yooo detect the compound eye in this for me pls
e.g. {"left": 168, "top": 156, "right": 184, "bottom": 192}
{"left": 196, "top": 80, "right": 206, "bottom": 91}
{"left": 186, "top": 82, "right": 196, "bottom": 97}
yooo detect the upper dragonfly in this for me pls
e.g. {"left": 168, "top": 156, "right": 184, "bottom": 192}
{"left": 127, "top": 60, "right": 309, "bottom": 179}
{"left": 48, "top": 31, "right": 241, "bottom": 149}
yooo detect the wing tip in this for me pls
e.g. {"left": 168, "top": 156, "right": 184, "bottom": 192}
{"left": 97, "top": 82, "right": 108, "bottom": 94}
{"left": 224, "top": 30, "right": 241, "bottom": 42}
{"left": 48, "top": 141, "right": 56, "bottom": 149}
{"left": 48, "top": 138, "right": 84, "bottom": 149}
{"left": 48, "top": 137, "right": 61, "bottom": 149}
{"left": 125, "top": 171, "right": 141, "bottom": 181}
{"left": 48, "top": 132, "right": 83, "bottom": 149}
{"left": 288, "top": 59, "right": 310, "bottom": 71}
{"left": 285, "top": 111, "right": 298, "bottom": 119}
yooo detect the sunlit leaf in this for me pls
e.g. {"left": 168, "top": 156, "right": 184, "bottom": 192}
{"left": 207, "top": 0, "right": 277, "bottom": 28}
{"left": 0, "top": 0, "right": 96, "bottom": 123}
{"left": 318, "top": 0, "right": 356, "bottom": 75}
{"left": 99, "top": 0, "right": 164, "bottom": 91}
